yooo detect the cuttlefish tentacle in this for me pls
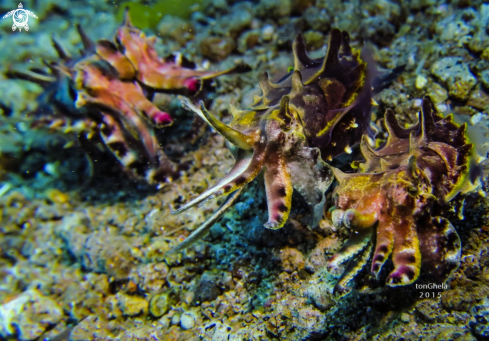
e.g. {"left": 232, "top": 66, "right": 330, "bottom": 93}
{"left": 209, "top": 142, "right": 267, "bottom": 199}
{"left": 171, "top": 148, "right": 255, "bottom": 214}
{"left": 370, "top": 220, "right": 395, "bottom": 277}
{"left": 263, "top": 156, "right": 293, "bottom": 230}
{"left": 327, "top": 209, "right": 377, "bottom": 274}
{"left": 167, "top": 187, "right": 245, "bottom": 254}
{"left": 326, "top": 208, "right": 377, "bottom": 296}
{"left": 99, "top": 112, "right": 139, "bottom": 168}
{"left": 182, "top": 100, "right": 256, "bottom": 150}
{"left": 333, "top": 239, "right": 373, "bottom": 296}
{"left": 386, "top": 215, "right": 422, "bottom": 286}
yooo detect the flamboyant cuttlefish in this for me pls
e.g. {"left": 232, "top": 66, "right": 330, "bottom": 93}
{"left": 14, "top": 11, "right": 249, "bottom": 183}
{"left": 172, "top": 28, "right": 482, "bottom": 296}
{"left": 171, "top": 29, "right": 374, "bottom": 251}
{"left": 327, "top": 97, "right": 479, "bottom": 296}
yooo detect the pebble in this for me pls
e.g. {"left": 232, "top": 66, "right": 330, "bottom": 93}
{"left": 256, "top": 0, "right": 292, "bottom": 21}
{"left": 467, "top": 86, "right": 489, "bottom": 112}
{"left": 149, "top": 292, "right": 170, "bottom": 317}
{"left": 468, "top": 28, "right": 489, "bottom": 53}
{"left": 415, "top": 75, "right": 428, "bottom": 89}
{"left": 400, "top": 313, "right": 411, "bottom": 323}
{"left": 116, "top": 293, "right": 149, "bottom": 316}
{"left": 479, "top": 70, "right": 489, "bottom": 90}
{"left": 171, "top": 313, "right": 181, "bottom": 326}
{"left": 431, "top": 57, "right": 477, "bottom": 101}
{"left": 157, "top": 15, "right": 194, "bottom": 45}
{"left": 427, "top": 82, "right": 448, "bottom": 104}
{"left": 225, "top": 3, "right": 253, "bottom": 38}
{"left": 129, "top": 263, "right": 169, "bottom": 293}
{"left": 261, "top": 25, "right": 274, "bottom": 42}
{"left": 303, "top": 7, "right": 330, "bottom": 32}
{"left": 361, "top": 16, "right": 395, "bottom": 46}
{"left": 306, "top": 283, "right": 334, "bottom": 312}
{"left": 439, "top": 21, "right": 471, "bottom": 42}
{"left": 435, "top": 103, "right": 448, "bottom": 112}
{"left": 200, "top": 37, "right": 235, "bottom": 62}
{"left": 180, "top": 311, "right": 196, "bottom": 330}
{"left": 482, "top": 47, "right": 489, "bottom": 61}
{"left": 303, "top": 30, "right": 325, "bottom": 50}
{"left": 195, "top": 272, "right": 221, "bottom": 303}
{"left": 280, "top": 247, "right": 305, "bottom": 273}
{"left": 471, "top": 112, "right": 484, "bottom": 125}
{"left": 0, "top": 289, "right": 63, "bottom": 341}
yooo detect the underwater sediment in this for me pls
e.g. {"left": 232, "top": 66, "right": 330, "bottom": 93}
{"left": 0, "top": 0, "right": 489, "bottom": 340}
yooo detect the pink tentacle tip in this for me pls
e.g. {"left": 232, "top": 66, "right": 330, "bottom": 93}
{"left": 183, "top": 78, "right": 200, "bottom": 93}
{"left": 154, "top": 111, "right": 173, "bottom": 126}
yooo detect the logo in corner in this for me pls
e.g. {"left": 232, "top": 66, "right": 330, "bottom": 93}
{"left": 2, "top": 3, "right": 38, "bottom": 32}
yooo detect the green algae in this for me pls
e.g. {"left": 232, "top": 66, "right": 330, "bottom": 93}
{"left": 116, "top": 0, "right": 203, "bottom": 30}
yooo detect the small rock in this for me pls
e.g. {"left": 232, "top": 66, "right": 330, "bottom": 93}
{"left": 415, "top": 300, "right": 440, "bottom": 323}
{"left": 305, "top": 236, "right": 340, "bottom": 273}
{"left": 195, "top": 272, "right": 221, "bottom": 303}
{"left": 471, "top": 112, "right": 484, "bottom": 125}
{"left": 472, "top": 300, "right": 489, "bottom": 339}
{"left": 69, "top": 315, "right": 115, "bottom": 341}
{"left": 378, "top": 88, "right": 409, "bottom": 108}
{"left": 182, "top": 291, "right": 195, "bottom": 305}
{"left": 469, "top": 28, "right": 489, "bottom": 53}
{"left": 180, "top": 311, "right": 196, "bottom": 330}
{"left": 149, "top": 292, "right": 170, "bottom": 318}
{"left": 204, "top": 322, "right": 232, "bottom": 340}
{"left": 0, "top": 289, "right": 63, "bottom": 341}
{"left": 256, "top": 0, "right": 292, "bottom": 22}
{"left": 400, "top": 312, "right": 411, "bottom": 323}
{"left": 361, "top": 16, "right": 395, "bottom": 46}
{"left": 431, "top": 57, "right": 477, "bottom": 101}
{"left": 157, "top": 15, "right": 194, "bottom": 45}
{"left": 261, "top": 25, "right": 274, "bottom": 42}
{"left": 441, "top": 288, "right": 476, "bottom": 312}
{"left": 426, "top": 82, "right": 449, "bottom": 110}
{"left": 129, "top": 262, "right": 169, "bottom": 293}
{"left": 306, "top": 281, "right": 334, "bottom": 312}
{"left": 81, "top": 232, "right": 135, "bottom": 280}
{"left": 225, "top": 3, "right": 252, "bottom": 38}
{"left": 280, "top": 247, "right": 305, "bottom": 273}
{"left": 276, "top": 20, "right": 303, "bottom": 49}
{"left": 202, "top": 0, "right": 227, "bottom": 17}
{"left": 116, "top": 293, "right": 148, "bottom": 316}
{"left": 238, "top": 30, "right": 260, "bottom": 53}
{"left": 303, "top": 6, "right": 331, "bottom": 32}
{"left": 480, "top": 70, "right": 489, "bottom": 90}
{"left": 415, "top": 75, "right": 428, "bottom": 89}
{"left": 200, "top": 37, "right": 235, "bottom": 62}
{"left": 34, "top": 205, "right": 60, "bottom": 221}
{"left": 303, "top": 30, "right": 325, "bottom": 50}
{"left": 439, "top": 20, "right": 472, "bottom": 42}
{"left": 167, "top": 266, "right": 194, "bottom": 284}
{"left": 467, "top": 86, "right": 489, "bottom": 112}
{"left": 482, "top": 47, "right": 489, "bottom": 61}
{"left": 209, "top": 222, "right": 226, "bottom": 240}
{"left": 171, "top": 313, "right": 181, "bottom": 326}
